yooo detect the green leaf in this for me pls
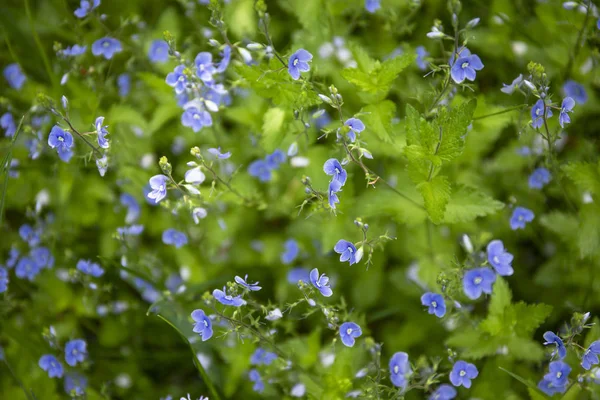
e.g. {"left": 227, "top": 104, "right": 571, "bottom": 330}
{"left": 500, "top": 367, "right": 548, "bottom": 398}
{"left": 435, "top": 99, "right": 477, "bottom": 162}
{"left": 360, "top": 100, "right": 396, "bottom": 142}
{"left": 261, "top": 107, "right": 287, "bottom": 152}
{"left": 577, "top": 205, "right": 600, "bottom": 258}
{"left": 417, "top": 175, "right": 451, "bottom": 224}
{"left": 511, "top": 302, "right": 553, "bottom": 337}
{"left": 443, "top": 185, "right": 504, "bottom": 223}
{"left": 540, "top": 212, "right": 579, "bottom": 243}
{"left": 563, "top": 161, "right": 600, "bottom": 197}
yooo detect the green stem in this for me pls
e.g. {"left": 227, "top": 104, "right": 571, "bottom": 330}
{"left": 473, "top": 104, "right": 528, "bottom": 120}
{"left": 563, "top": 1, "right": 592, "bottom": 80}
{"left": 24, "top": 0, "right": 59, "bottom": 90}
{"left": 3, "top": 359, "right": 35, "bottom": 400}
{"left": 0, "top": 115, "right": 25, "bottom": 228}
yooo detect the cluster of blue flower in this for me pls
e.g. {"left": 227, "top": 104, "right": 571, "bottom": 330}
{"left": 39, "top": 336, "right": 89, "bottom": 396}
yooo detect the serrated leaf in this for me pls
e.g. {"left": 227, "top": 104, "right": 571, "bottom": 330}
{"left": 443, "top": 185, "right": 504, "bottom": 223}
{"left": 417, "top": 175, "right": 451, "bottom": 224}
{"left": 435, "top": 99, "right": 477, "bottom": 162}
{"left": 540, "top": 211, "right": 579, "bottom": 242}
{"left": 563, "top": 161, "right": 600, "bottom": 197}
{"left": 506, "top": 336, "right": 545, "bottom": 361}
{"left": 511, "top": 302, "right": 552, "bottom": 337}
{"left": 360, "top": 100, "right": 396, "bottom": 142}
{"left": 489, "top": 277, "right": 512, "bottom": 316}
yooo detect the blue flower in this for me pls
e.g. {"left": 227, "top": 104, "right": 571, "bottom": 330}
{"left": 1, "top": 113, "right": 16, "bottom": 137}
{"left": 487, "top": 240, "right": 514, "bottom": 276}
{"left": 288, "top": 49, "right": 312, "bottom": 80}
{"left": 77, "top": 259, "right": 104, "bottom": 277}
{"left": 19, "top": 224, "right": 41, "bottom": 246}
{"left": 162, "top": 229, "right": 188, "bottom": 248}
{"left": 449, "top": 360, "right": 478, "bottom": 388}
{"left": 250, "top": 348, "right": 278, "bottom": 365}
{"left": 208, "top": 147, "right": 231, "bottom": 159}
{"left": 117, "top": 73, "right": 130, "bottom": 97}
{"left": 15, "top": 257, "right": 40, "bottom": 281}
{"left": 510, "top": 206, "right": 534, "bottom": 230}
{"left": 544, "top": 361, "right": 571, "bottom": 387}
{"left": 62, "top": 45, "right": 87, "bottom": 57}
{"left": 429, "top": 384, "right": 457, "bottom": 400}
{"left": 334, "top": 239, "right": 358, "bottom": 265}
{"left": 344, "top": 118, "right": 365, "bottom": 142}
{"left": 48, "top": 125, "right": 74, "bottom": 162}
{"left": 309, "top": 268, "right": 333, "bottom": 297}
{"left": 531, "top": 99, "right": 553, "bottom": 129}
{"left": 582, "top": 340, "right": 600, "bottom": 370}
{"left": 74, "top": 0, "right": 100, "bottom": 18}
{"left": 450, "top": 48, "right": 484, "bottom": 84}
{"left": 563, "top": 80, "right": 587, "bottom": 104}
{"left": 147, "top": 174, "right": 169, "bottom": 203}
{"left": 323, "top": 158, "right": 347, "bottom": 185}
{"left": 195, "top": 52, "right": 216, "bottom": 83}
{"left": 182, "top": 107, "right": 212, "bottom": 132}
{"left": 120, "top": 193, "right": 140, "bottom": 224}
{"left": 501, "top": 74, "right": 523, "bottom": 94}
{"left": 213, "top": 286, "right": 246, "bottom": 307}
{"left": 559, "top": 97, "right": 575, "bottom": 128}
{"left": 365, "top": 0, "right": 381, "bottom": 13}
{"left": 389, "top": 352, "right": 411, "bottom": 389}
{"left": 528, "top": 167, "right": 551, "bottom": 189}
{"left": 538, "top": 377, "right": 567, "bottom": 396}
{"left": 117, "top": 225, "right": 144, "bottom": 236}
{"left": 235, "top": 274, "right": 262, "bottom": 291}
{"left": 64, "top": 373, "right": 87, "bottom": 396}
{"left": 543, "top": 331, "right": 567, "bottom": 360}
{"left": 39, "top": 355, "right": 64, "bottom": 378}
{"left": 416, "top": 46, "right": 429, "bottom": 70}
{"left": 92, "top": 37, "right": 122, "bottom": 60}
{"left": 281, "top": 239, "right": 299, "bottom": 264}
{"left": 287, "top": 267, "right": 310, "bottom": 284}
{"left": 65, "top": 339, "right": 87, "bottom": 367}
{"left": 31, "top": 247, "right": 54, "bottom": 269}
{"left": 249, "top": 369, "right": 264, "bottom": 393}
{"left": 420, "top": 292, "right": 446, "bottom": 318}
{"left": 339, "top": 322, "right": 362, "bottom": 347}
{"left": 248, "top": 160, "right": 272, "bottom": 182}
{"left": 266, "top": 149, "right": 286, "bottom": 169}
{"left": 95, "top": 117, "right": 109, "bottom": 149}
{"left": 463, "top": 267, "right": 496, "bottom": 300}
{"left": 4, "top": 63, "right": 26, "bottom": 90}
{"left": 0, "top": 267, "right": 8, "bottom": 293}
{"left": 7, "top": 247, "right": 19, "bottom": 268}
{"left": 166, "top": 65, "right": 188, "bottom": 94}
{"left": 216, "top": 45, "right": 232, "bottom": 73}
{"left": 191, "top": 309, "right": 213, "bottom": 341}
{"left": 328, "top": 179, "right": 342, "bottom": 209}
{"left": 148, "top": 40, "right": 169, "bottom": 63}
{"left": 185, "top": 167, "right": 205, "bottom": 185}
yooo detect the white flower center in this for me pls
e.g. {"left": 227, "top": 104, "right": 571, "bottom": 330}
{"left": 493, "top": 256, "right": 500, "bottom": 264}
{"left": 474, "top": 277, "right": 482, "bottom": 285}
{"left": 460, "top": 370, "right": 466, "bottom": 377}
{"left": 431, "top": 301, "right": 437, "bottom": 308}
{"left": 536, "top": 109, "right": 542, "bottom": 116}
{"left": 557, "top": 372, "right": 562, "bottom": 378}
{"left": 293, "top": 59, "right": 299, "bottom": 66}
{"left": 461, "top": 62, "right": 469, "bottom": 68}
{"left": 58, "top": 136, "right": 64, "bottom": 142}
{"left": 346, "top": 328, "right": 352, "bottom": 335}
{"left": 393, "top": 365, "right": 399, "bottom": 374}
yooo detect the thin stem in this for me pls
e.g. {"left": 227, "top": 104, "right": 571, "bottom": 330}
{"left": 24, "top": 0, "right": 59, "bottom": 90}
{"left": 260, "top": 17, "right": 287, "bottom": 69}
{"left": 62, "top": 117, "right": 103, "bottom": 157}
{"left": 201, "top": 161, "right": 252, "bottom": 205}
{"left": 3, "top": 359, "right": 35, "bottom": 400}
{"left": 473, "top": 104, "right": 528, "bottom": 120}
{"left": 563, "top": 1, "right": 592, "bottom": 80}
{"left": 0, "top": 115, "right": 25, "bottom": 228}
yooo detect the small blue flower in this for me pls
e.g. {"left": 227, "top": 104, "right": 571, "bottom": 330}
{"left": 543, "top": 331, "right": 567, "bottom": 360}
{"left": 538, "top": 377, "right": 567, "bottom": 396}
{"left": 7, "top": 247, "right": 19, "bottom": 268}
{"left": 92, "top": 37, "right": 122, "bottom": 60}
{"left": 528, "top": 167, "right": 551, "bottom": 189}
{"left": 208, "top": 147, "right": 231, "bottom": 159}
{"left": 563, "top": 80, "right": 587, "bottom": 104}
{"left": 213, "top": 286, "right": 246, "bottom": 307}
{"left": 266, "top": 149, "right": 286, "bottom": 169}
{"left": 0, "top": 267, "right": 9, "bottom": 293}
{"left": 182, "top": 107, "right": 212, "bottom": 132}
{"left": 185, "top": 167, "right": 205, "bottom": 185}
{"left": 65, "top": 339, "right": 87, "bottom": 367}
{"left": 166, "top": 65, "right": 188, "bottom": 94}
{"left": 95, "top": 117, "right": 109, "bottom": 149}
{"left": 195, "top": 52, "right": 216, "bottom": 83}
{"left": 344, "top": 118, "right": 365, "bottom": 142}
{"left": 62, "top": 45, "right": 87, "bottom": 57}
{"left": 148, "top": 40, "right": 169, "bottom": 63}
{"left": 39, "top": 355, "right": 64, "bottom": 378}
{"left": 449, "top": 360, "right": 478, "bottom": 388}
{"left": 287, "top": 267, "right": 310, "bottom": 284}
{"left": 15, "top": 257, "right": 40, "bottom": 281}
{"left": 191, "top": 309, "right": 213, "bottom": 341}
{"left": 216, "top": 45, "right": 231, "bottom": 73}
{"left": 1, "top": 113, "right": 16, "bottom": 137}
{"left": 389, "top": 352, "right": 411, "bottom": 389}
{"left": 544, "top": 361, "right": 571, "bottom": 387}
{"left": 281, "top": 239, "right": 299, "bottom": 264}
{"left": 147, "top": 174, "right": 169, "bottom": 203}
{"left": 309, "top": 268, "right": 333, "bottom": 297}
{"left": 117, "top": 73, "right": 130, "bottom": 97}
{"left": 235, "top": 274, "right": 262, "bottom": 291}
{"left": 328, "top": 180, "right": 342, "bottom": 209}
{"left": 249, "top": 369, "right": 264, "bottom": 393}
{"left": 416, "top": 46, "right": 429, "bottom": 70}
{"left": 74, "top": 0, "right": 100, "bottom": 18}
{"left": 463, "top": 267, "right": 496, "bottom": 300}
{"left": 339, "top": 322, "right": 362, "bottom": 347}
{"left": 420, "top": 292, "right": 446, "bottom": 318}
{"left": 510, "top": 206, "right": 534, "bottom": 230}
{"left": 323, "top": 158, "right": 347, "bottom": 185}
{"left": 248, "top": 160, "right": 272, "bottom": 182}
{"left": 162, "top": 229, "right": 188, "bottom": 248}
{"left": 582, "top": 340, "right": 600, "bottom": 370}
{"left": 48, "top": 125, "right": 74, "bottom": 163}
{"left": 450, "top": 48, "right": 484, "bottom": 84}
{"left": 64, "top": 373, "right": 87, "bottom": 396}
{"left": 531, "top": 99, "right": 553, "bottom": 129}
{"left": 19, "top": 224, "right": 41, "bottom": 246}
{"left": 288, "top": 49, "right": 313, "bottom": 80}
{"left": 117, "top": 225, "right": 144, "bottom": 236}
{"left": 77, "top": 259, "right": 104, "bottom": 277}
{"left": 120, "top": 193, "right": 140, "bottom": 224}
{"left": 4, "top": 63, "right": 26, "bottom": 90}
{"left": 501, "top": 74, "right": 523, "bottom": 94}
{"left": 334, "top": 239, "right": 358, "bottom": 265}
{"left": 559, "top": 97, "right": 575, "bottom": 128}
{"left": 250, "top": 348, "right": 277, "bottom": 365}
{"left": 31, "top": 247, "right": 54, "bottom": 269}
{"left": 487, "top": 240, "right": 514, "bottom": 276}
{"left": 365, "top": 0, "right": 381, "bottom": 13}
{"left": 429, "top": 384, "right": 457, "bottom": 400}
